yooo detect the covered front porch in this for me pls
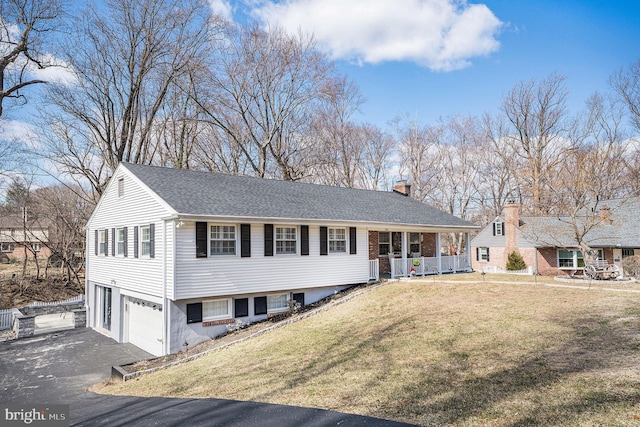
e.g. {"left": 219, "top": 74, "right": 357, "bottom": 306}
{"left": 368, "top": 229, "right": 472, "bottom": 280}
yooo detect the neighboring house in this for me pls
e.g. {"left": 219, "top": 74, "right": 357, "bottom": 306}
{"left": 0, "top": 216, "right": 51, "bottom": 263}
{"left": 471, "top": 199, "right": 640, "bottom": 276}
{"left": 85, "top": 163, "right": 478, "bottom": 356}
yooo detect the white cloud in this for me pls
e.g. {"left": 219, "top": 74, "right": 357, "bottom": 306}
{"left": 250, "top": 0, "right": 502, "bottom": 71}
{"left": 209, "top": 0, "right": 234, "bottom": 20}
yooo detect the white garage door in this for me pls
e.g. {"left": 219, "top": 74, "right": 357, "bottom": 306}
{"left": 127, "top": 297, "right": 163, "bottom": 356}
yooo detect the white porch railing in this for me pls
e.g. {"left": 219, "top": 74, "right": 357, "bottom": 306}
{"left": 390, "top": 255, "right": 471, "bottom": 279}
{"left": 369, "top": 259, "right": 379, "bottom": 281}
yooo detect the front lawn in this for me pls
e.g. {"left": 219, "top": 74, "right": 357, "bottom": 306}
{"left": 102, "top": 279, "right": 640, "bottom": 426}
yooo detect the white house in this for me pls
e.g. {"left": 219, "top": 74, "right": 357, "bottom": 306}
{"left": 86, "top": 163, "right": 478, "bottom": 356}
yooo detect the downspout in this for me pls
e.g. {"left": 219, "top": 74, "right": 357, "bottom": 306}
{"left": 162, "top": 220, "right": 168, "bottom": 356}
{"left": 85, "top": 228, "right": 90, "bottom": 327}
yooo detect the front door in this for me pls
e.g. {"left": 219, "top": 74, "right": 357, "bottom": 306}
{"left": 612, "top": 249, "right": 623, "bottom": 279}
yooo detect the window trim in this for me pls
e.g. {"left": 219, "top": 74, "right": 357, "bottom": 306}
{"left": 202, "top": 298, "right": 232, "bottom": 322}
{"left": 0, "top": 242, "right": 15, "bottom": 252}
{"left": 209, "top": 224, "right": 237, "bottom": 256}
{"left": 275, "top": 226, "right": 297, "bottom": 255}
{"left": 328, "top": 227, "right": 347, "bottom": 254}
{"left": 494, "top": 222, "right": 504, "bottom": 236}
{"left": 140, "top": 225, "right": 151, "bottom": 257}
{"left": 98, "top": 229, "right": 107, "bottom": 255}
{"left": 116, "top": 228, "right": 126, "bottom": 256}
{"left": 267, "top": 293, "right": 289, "bottom": 314}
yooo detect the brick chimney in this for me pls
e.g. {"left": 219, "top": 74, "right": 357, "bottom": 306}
{"left": 599, "top": 205, "right": 611, "bottom": 225}
{"left": 393, "top": 180, "right": 411, "bottom": 197}
{"left": 503, "top": 202, "right": 519, "bottom": 259}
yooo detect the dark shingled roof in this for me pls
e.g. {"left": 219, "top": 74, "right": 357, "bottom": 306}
{"left": 122, "top": 163, "right": 477, "bottom": 229}
{"left": 518, "top": 197, "right": 640, "bottom": 248}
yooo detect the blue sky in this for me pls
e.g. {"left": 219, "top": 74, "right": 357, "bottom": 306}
{"left": 218, "top": 0, "right": 640, "bottom": 128}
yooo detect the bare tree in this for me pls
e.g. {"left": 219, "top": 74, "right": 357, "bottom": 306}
{"left": 610, "top": 58, "right": 640, "bottom": 133}
{"left": 39, "top": 0, "right": 213, "bottom": 196}
{"left": 197, "top": 24, "right": 334, "bottom": 180}
{"left": 0, "top": 0, "right": 63, "bottom": 118}
{"left": 491, "top": 73, "right": 573, "bottom": 215}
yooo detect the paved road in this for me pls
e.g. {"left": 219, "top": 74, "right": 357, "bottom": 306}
{"left": 0, "top": 328, "right": 414, "bottom": 426}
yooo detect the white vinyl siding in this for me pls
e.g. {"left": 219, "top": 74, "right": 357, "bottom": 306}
{"left": 174, "top": 224, "right": 370, "bottom": 299}
{"left": 87, "top": 168, "right": 171, "bottom": 298}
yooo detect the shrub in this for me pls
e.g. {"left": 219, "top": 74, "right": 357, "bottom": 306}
{"left": 621, "top": 255, "right": 640, "bottom": 278}
{"left": 506, "top": 251, "right": 527, "bottom": 271}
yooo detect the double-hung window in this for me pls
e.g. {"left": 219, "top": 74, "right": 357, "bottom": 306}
{"left": 99, "top": 230, "right": 107, "bottom": 255}
{"left": 558, "top": 249, "right": 585, "bottom": 269}
{"left": 117, "top": 228, "right": 126, "bottom": 255}
{"left": 409, "top": 233, "right": 421, "bottom": 255}
{"left": 1, "top": 242, "right": 14, "bottom": 252}
{"left": 210, "top": 225, "right": 236, "bottom": 256}
{"left": 477, "top": 247, "right": 489, "bottom": 262}
{"left": 141, "top": 226, "right": 151, "bottom": 256}
{"left": 622, "top": 249, "right": 635, "bottom": 259}
{"left": 276, "top": 227, "right": 296, "bottom": 254}
{"left": 267, "top": 293, "right": 289, "bottom": 313}
{"left": 328, "top": 228, "right": 346, "bottom": 253}
{"left": 203, "top": 299, "right": 232, "bottom": 321}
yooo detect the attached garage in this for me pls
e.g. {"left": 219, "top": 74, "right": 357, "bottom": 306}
{"left": 126, "top": 297, "right": 163, "bottom": 356}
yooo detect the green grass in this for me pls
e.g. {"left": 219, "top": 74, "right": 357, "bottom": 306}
{"left": 102, "top": 279, "right": 640, "bottom": 426}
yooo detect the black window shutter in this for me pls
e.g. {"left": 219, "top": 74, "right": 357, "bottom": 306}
{"left": 254, "top": 296, "right": 267, "bottom": 315}
{"left": 349, "top": 227, "right": 357, "bottom": 255}
{"left": 501, "top": 222, "right": 505, "bottom": 235}
{"left": 264, "top": 224, "right": 273, "bottom": 257}
{"left": 149, "top": 223, "right": 155, "bottom": 258}
{"left": 186, "top": 303, "right": 202, "bottom": 324}
{"left": 240, "top": 224, "right": 251, "bottom": 258}
{"left": 94, "top": 230, "right": 98, "bottom": 256}
{"left": 134, "top": 226, "right": 139, "bottom": 258}
{"left": 487, "top": 248, "right": 490, "bottom": 262}
{"left": 492, "top": 223, "right": 496, "bottom": 236}
{"left": 476, "top": 247, "right": 479, "bottom": 261}
{"left": 292, "top": 292, "right": 305, "bottom": 306}
{"left": 104, "top": 229, "right": 109, "bottom": 256}
{"left": 111, "top": 228, "right": 116, "bottom": 256}
{"left": 195, "top": 222, "right": 207, "bottom": 258}
{"left": 300, "top": 225, "right": 309, "bottom": 256}
{"left": 235, "top": 298, "right": 249, "bottom": 317}
{"left": 123, "top": 227, "right": 128, "bottom": 257}
{"left": 320, "top": 226, "right": 328, "bottom": 256}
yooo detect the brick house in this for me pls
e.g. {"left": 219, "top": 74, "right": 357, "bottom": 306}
{"left": 0, "top": 216, "right": 51, "bottom": 263}
{"left": 471, "top": 198, "right": 640, "bottom": 276}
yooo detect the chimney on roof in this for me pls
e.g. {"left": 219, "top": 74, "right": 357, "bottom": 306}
{"left": 393, "top": 180, "right": 411, "bottom": 197}
{"left": 504, "top": 201, "right": 519, "bottom": 260}
{"left": 599, "top": 205, "right": 611, "bottom": 225}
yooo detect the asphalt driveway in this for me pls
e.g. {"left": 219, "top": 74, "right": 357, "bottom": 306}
{"left": 0, "top": 328, "right": 414, "bottom": 426}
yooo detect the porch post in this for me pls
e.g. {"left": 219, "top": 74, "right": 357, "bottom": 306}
{"left": 402, "top": 231, "right": 408, "bottom": 277}
{"left": 436, "top": 233, "right": 442, "bottom": 275}
{"left": 465, "top": 232, "right": 471, "bottom": 271}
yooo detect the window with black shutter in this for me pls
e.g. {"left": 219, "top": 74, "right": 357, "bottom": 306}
{"left": 111, "top": 228, "right": 116, "bottom": 256}
{"left": 264, "top": 224, "right": 274, "bottom": 256}
{"left": 186, "top": 303, "right": 202, "bottom": 324}
{"left": 349, "top": 227, "right": 357, "bottom": 254}
{"left": 320, "top": 226, "right": 328, "bottom": 256}
{"left": 123, "top": 226, "right": 128, "bottom": 257}
{"left": 196, "top": 222, "right": 207, "bottom": 258}
{"left": 94, "top": 229, "right": 98, "bottom": 256}
{"left": 300, "top": 225, "right": 309, "bottom": 256}
{"left": 254, "top": 296, "right": 267, "bottom": 315}
{"left": 240, "top": 224, "right": 251, "bottom": 258}
{"left": 235, "top": 298, "right": 249, "bottom": 317}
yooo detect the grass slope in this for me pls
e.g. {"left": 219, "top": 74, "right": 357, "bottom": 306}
{"left": 103, "top": 279, "right": 640, "bottom": 426}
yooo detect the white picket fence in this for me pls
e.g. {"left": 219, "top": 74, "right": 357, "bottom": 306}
{"left": 0, "top": 294, "right": 84, "bottom": 330}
